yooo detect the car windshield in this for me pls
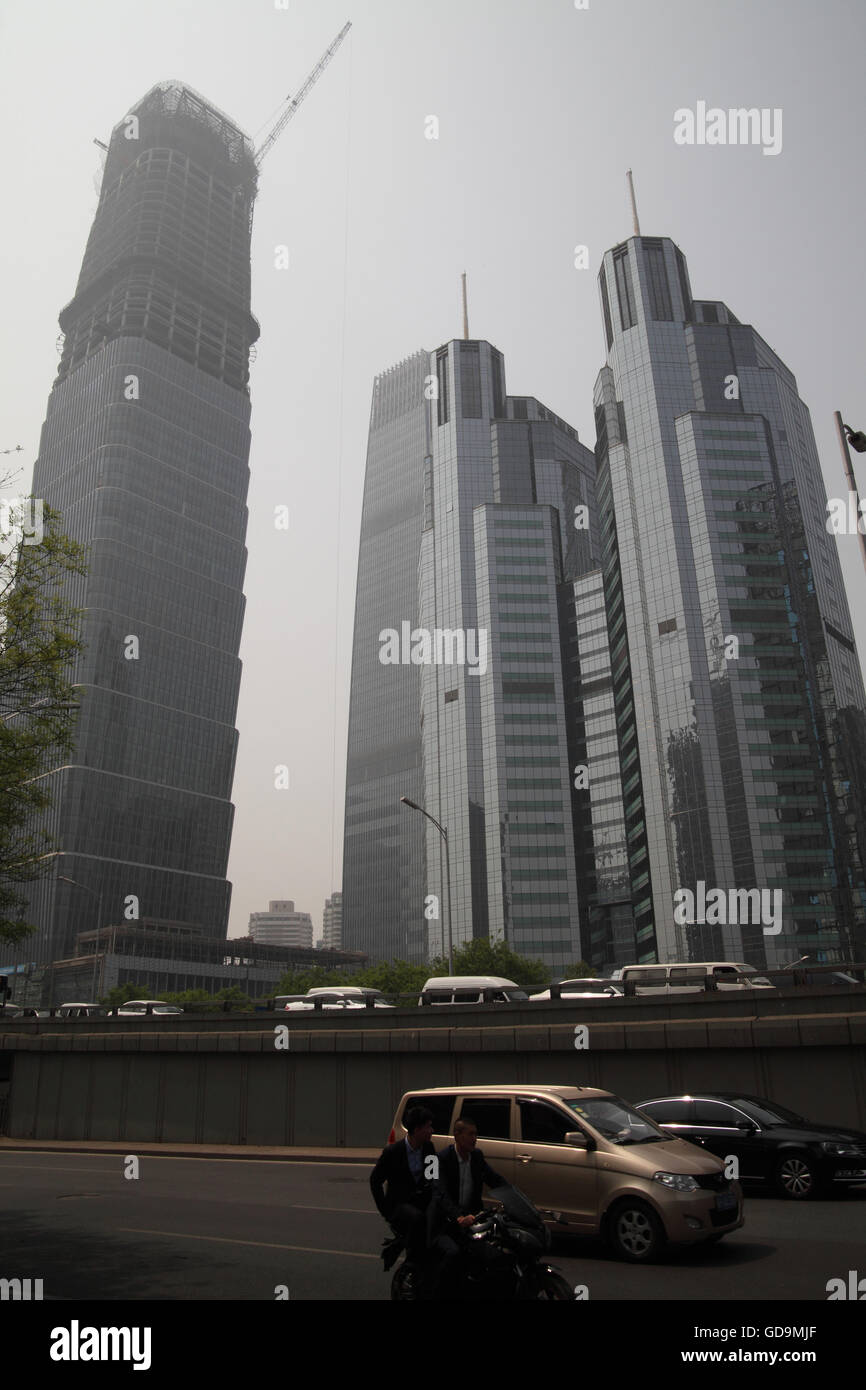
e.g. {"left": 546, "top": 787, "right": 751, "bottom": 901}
{"left": 567, "top": 1096, "right": 670, "bottom": 1145}
{"left": 728, "top": 1097, "right": 806, "bottom": 1127}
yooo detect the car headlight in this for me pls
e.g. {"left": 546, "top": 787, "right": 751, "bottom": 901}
{"left": 820, "top": 1141, "right": 860, "bottom": 1156}
{"left": 653, "top": 1172, "right": 699, "bottom": 1192}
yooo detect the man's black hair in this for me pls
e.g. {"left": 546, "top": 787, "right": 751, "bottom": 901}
{"left": 405, "top": 1105, "right": 434, "bottom": 1136}
{"left": 454, "top": 1116, "right": 478, "bottom": 1135}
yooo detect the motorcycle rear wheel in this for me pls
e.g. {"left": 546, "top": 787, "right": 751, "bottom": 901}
{"left": 535, "top": 1269, "right": 574, "bottom": 1300}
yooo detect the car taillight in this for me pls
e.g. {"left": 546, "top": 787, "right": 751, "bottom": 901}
{"left": 388, "top": 1129, "right": 396, "bottom": 1144}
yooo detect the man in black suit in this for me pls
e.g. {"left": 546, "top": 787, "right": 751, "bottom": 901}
{"left": 370, "top": 1107, "right": 454, "bottom": 1264}
{"left": 438, "top": 1117, "right": 507, "bottom": 1220}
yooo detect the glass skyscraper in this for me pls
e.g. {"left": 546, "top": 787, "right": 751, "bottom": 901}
{"left": 341, "top": 353, "right": 429, "bottom": 963}
{"left": 21, "top": 83, "right": 258, "bottom": 966}
{"left": 591, "top": 233, "right": 866, "bottom": 970}
{"left": 344, "top": 339, "right": 599, "bottom": 971}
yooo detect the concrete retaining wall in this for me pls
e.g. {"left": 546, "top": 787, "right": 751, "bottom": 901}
{"left": 2, "top": 1008, "right": 865, "bottom": 1145}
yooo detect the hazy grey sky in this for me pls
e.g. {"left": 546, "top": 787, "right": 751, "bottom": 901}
{"left": 2, "top": 0, "right": 865, "bottom": 941}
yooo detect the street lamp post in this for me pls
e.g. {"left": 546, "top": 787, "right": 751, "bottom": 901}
{"left": 58, "top": 876, "right": 103, "bottom": 1002}
{"left": 400, "top": 796, "right": 453, "bottom": 973}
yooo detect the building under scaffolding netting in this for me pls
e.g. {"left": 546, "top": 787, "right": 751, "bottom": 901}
{"left": 19, "top": 80, "right": 260, "bottom": 986}
{"left": 57, "top": 81, "right": 260, "bottom": 393}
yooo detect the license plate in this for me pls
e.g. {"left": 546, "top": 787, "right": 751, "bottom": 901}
{"left": 715, "top": 1193, "right": 737, "bottom": 1211}
{"left": 836, "top": 1169, "right": 866, "bottom": 1178}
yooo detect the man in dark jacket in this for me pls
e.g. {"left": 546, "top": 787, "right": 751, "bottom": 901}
{"left": 370, "top": 1106, "right": 459, "bottom": 1277}
{"left": 438, "top": 1117, "right": 507, "bottom": 1219}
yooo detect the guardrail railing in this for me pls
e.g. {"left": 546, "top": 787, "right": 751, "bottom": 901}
{"left": 2, "top": 962, "right": 864, "bottom": 1019}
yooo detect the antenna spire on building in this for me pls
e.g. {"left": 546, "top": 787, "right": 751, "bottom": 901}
{"left": 461, "top": 272, "right": 469, "bottom": 340}
{"left": 626, "top": 169, "right": 641, "bottom": 236}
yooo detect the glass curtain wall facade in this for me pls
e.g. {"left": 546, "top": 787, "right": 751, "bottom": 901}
{"left": 341, "top": 353, "right": 429, "bottom": 961}
{"left": 20, "top": 83, "right": 258, "bottom": 966}
{"left": 593, "top": 235, "right": 866, "bottom": 967}
{"left": 475, "top": 504, "right": 581, "bottom": 964}
{"left": 344, "top": 338, "right": 600, "bottom": 970}
{"left": 568, "top": 568, "right": 633, "bottom": 971}
{"left": 418, "top": 342, "right": 598, "bottom": 972}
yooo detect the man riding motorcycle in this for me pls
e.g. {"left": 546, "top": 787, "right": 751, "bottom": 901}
{"left": 369, "top": 1106, "right": 460, "bottom": 1296}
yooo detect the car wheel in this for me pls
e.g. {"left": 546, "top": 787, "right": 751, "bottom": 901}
{"left": 534, "top": 1269, "right": 574, "bottom": 1300}
{"left": 774, "top": 1153, "right": 819, "bottom": 1200}
{"left": 607, "top": 1200, "right": 667, "bottom": 1262}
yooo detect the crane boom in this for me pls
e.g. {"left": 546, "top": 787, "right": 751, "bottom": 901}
{"left": 254, "top": 21, "right": 352, "bottom": 166}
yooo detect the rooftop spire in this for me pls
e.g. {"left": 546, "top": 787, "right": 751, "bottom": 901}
{"left": 626, "top": 169, "right": 641, "bottom": 236}
{"left": 461, "top": 271, "right": 469, "bottom": 340}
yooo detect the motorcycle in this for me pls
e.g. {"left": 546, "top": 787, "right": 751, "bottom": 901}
{"left": 384, "top": 1184, "right": 575, "bottom": 1301}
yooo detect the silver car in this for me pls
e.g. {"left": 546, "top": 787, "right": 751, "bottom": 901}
{"left": 112, "top": 999, "right": 184, "bottom": 1016}
{"left": 530, "top": 979, "right": 624, "bottom": 1001}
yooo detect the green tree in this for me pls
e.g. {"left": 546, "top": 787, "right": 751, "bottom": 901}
{"left": 274, "top": 965, "right": 354, "bottom": 996}
{"left": 100, "top": 981, "right": 149, "bottom": 1009}
{"left": 354, "top": 959, "right": 428, "bottom": 1001}
{"left": 0, "top": 501, "right": 86, "bottom": 943}
{"left": 445, "top": 939, "right": 549, "bottom": 992}
{"left": 559, "top": 961, "right": 594, "bottom": 979}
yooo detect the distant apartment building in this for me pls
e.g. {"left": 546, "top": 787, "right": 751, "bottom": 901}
{"left": 321, "top": 893, "right": 342, "bottom": 949}
{"left": 248, "top": 901, "right": 313, "bottom": 949}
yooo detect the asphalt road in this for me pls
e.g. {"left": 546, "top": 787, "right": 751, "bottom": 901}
{"left": 1, "top": 1151, "right": 863, "bottom": 1301}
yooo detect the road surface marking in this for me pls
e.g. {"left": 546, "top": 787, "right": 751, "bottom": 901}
{"left": 0, "top": 1152, "right": 371, "bottom": 1169}
{"left": 0, "top": 1162, "right": 120, "bottom": 1173}
{"left": 118, "top": 1227, "right": 379, "bottom": 1259}
{"left": 291, "top": 1204, "right": 376, "bottom": 1215}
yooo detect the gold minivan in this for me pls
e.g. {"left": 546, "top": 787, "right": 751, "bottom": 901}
{"left": 388, "top": 1084, "right": 744, "bottom": 1262}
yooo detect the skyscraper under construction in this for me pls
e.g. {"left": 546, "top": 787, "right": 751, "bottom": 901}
{"left": 22, "top": 84, "right": 258, "bottom": 966}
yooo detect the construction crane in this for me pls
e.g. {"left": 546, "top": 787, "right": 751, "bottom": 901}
{"left": 254, "top": 21, "right": 352, "bottom": 167}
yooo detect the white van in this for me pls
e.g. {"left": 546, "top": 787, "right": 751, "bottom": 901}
{"left": 618, "top": 962, "right": 774, "bottom": 995}
{"left": 305, "top": 987, "right": 393, "bottom": 1007}
{"left": 418, "top": 975, "right": 528, "bottom": 1006}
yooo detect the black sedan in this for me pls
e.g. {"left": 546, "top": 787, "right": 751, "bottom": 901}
{"left": 635, "top": 1092, "right": 866, "bottom": 1200}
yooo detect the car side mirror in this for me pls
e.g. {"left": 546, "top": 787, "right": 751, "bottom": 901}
{"left": 737, "top": 1121, "right": 758, "bottom": 1132}
{"left": 564, "top": 1131, "right": 595, "bottom": 1151}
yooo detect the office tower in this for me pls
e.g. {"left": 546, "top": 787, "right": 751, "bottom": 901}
{"left": 342, "top": 353, "right": 429, "bottom": 963}
{"left": 321, "top": 892, "right": 342, "bottom": 949}
{"left": 568, "top": 567, "right": 633, "bottom": 969}
{"left": 419, "top": 343, "right": 597, "bottom": 972}
{"left": 344, "top": 339, "right": 598, "bottom": 971}
{"left": 21, "top": 83, "right": 258, "bottom": 967}
{"left": 592, "top": 234, "right": 866, "bottom": 969}
{"left": 249, "top": 901, "right": 313, "bottom": 949}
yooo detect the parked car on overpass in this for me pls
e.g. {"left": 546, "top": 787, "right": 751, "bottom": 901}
{"left": 57, "top": 1002, "right": 105, "bottom": 1018}
{"left": 279, "top": 988, "right": 393, "bottom": 1010}
{"left": 110, "top": 999, "right": 184, "bottom": 1016}
{"left": 530, "top": 979, "right": 624, "bottom": 1001}
{"left": 615, "top": 962, "right": 774, "bottom": 995}
{"left": 418, "top": 976, "right": 528, "bottom": 1005}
